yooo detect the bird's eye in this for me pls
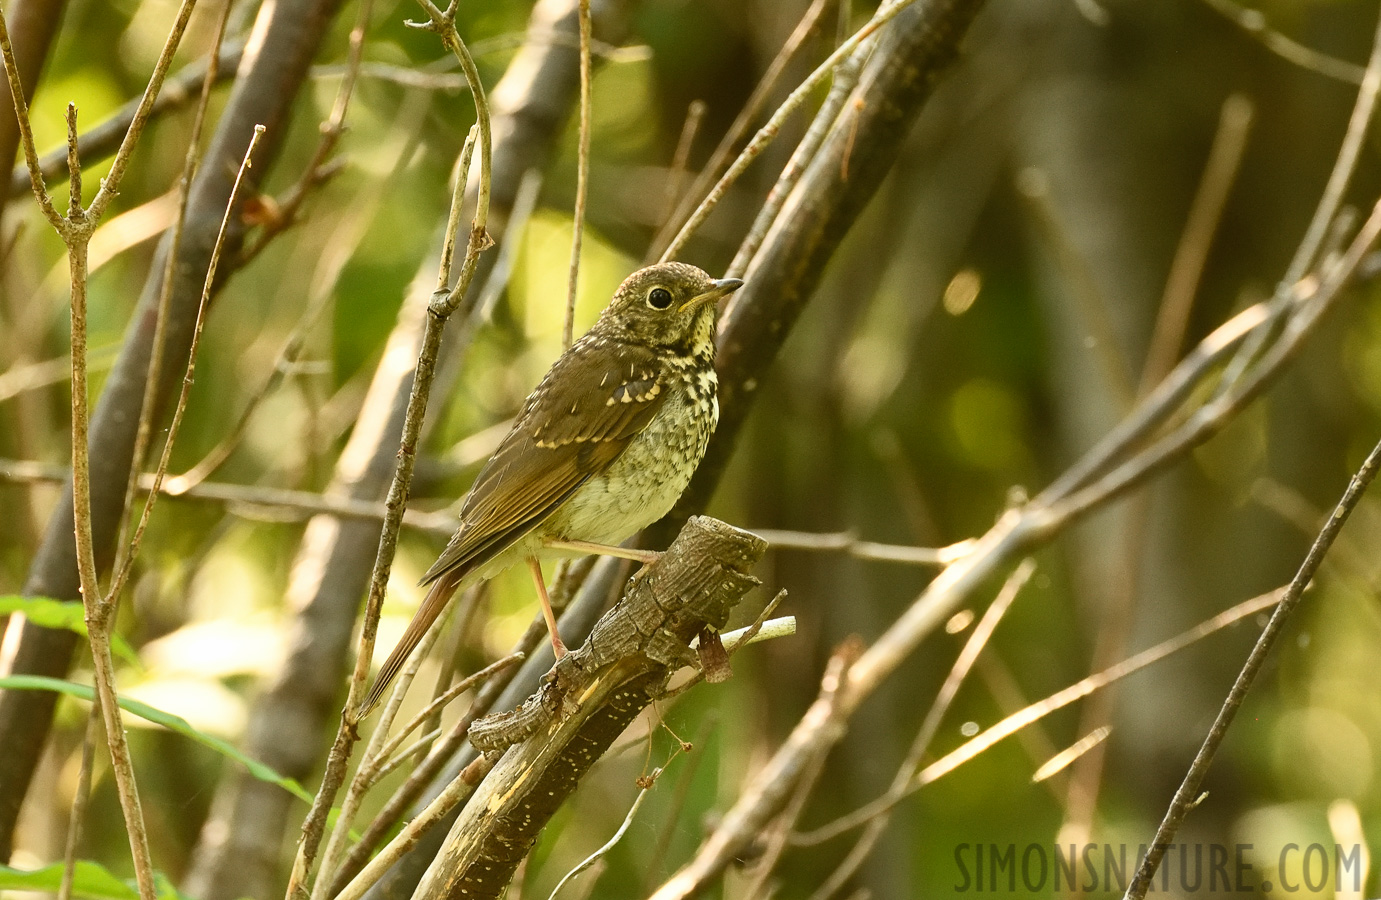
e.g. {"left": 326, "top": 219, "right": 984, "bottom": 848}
{"left": 647, "top": 287, "right": 674, "bottom": 309}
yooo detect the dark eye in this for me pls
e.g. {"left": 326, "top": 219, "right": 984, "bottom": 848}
{"left": 647, "top": 287, "right": 674, "bottom": 309}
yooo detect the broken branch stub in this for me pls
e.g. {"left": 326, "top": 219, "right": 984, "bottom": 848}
{"left": 413, "top": 515, "right": 766, "bottom": 900}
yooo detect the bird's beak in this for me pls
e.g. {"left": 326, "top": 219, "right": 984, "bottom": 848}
{"left": 680, "top": 277, "right": 745, "bottom": 313}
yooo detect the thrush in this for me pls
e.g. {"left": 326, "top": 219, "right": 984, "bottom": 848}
{"left": 362, "top": 262, "right": 743, "bottom": 715}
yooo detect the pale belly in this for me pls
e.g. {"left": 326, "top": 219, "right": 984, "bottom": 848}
{"left": 543, "top": 387, "right": 717, "bottom": 547}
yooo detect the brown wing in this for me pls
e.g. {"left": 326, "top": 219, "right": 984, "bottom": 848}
{"left": 420, "top": 336, "right": 667, "bottom": 585}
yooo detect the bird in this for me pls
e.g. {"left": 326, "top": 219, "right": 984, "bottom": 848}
{"left": 361, "top": 262, "right": 744, "bottom": 715}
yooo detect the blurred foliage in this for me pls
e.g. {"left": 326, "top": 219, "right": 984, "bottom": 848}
{"left": 5, "top": 0, "right": 1381, "bottom": 897}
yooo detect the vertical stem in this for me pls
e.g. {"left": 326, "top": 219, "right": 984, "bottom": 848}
{"left": 66, "top": 102, "right": 159, "bottom": 900}
{"left": 563, "top": 0, "right": 591, "bottom": 349}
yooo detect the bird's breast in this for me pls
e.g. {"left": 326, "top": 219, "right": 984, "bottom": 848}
{"left": 547, "top": 356, "right": 717, "bottom": 545}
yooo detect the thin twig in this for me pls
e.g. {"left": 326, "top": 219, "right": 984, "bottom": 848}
{"left": 803, "top": 561, "right": 1035, "bottom": 900}
{"left": 107, "top": 124, "right": 267, "bottom": 624}
{"left": 286, "top": 4, "right": 495, "bottom": 891}
{"left": 237, "top": 0, "right": 375, "bottom": 263}
{"left": 650, "top": 0, "right": 830, "bottom": 261}
{"left": 110, "top": 0, "right": 235, "bottom": 603}
{"left": 0, "top": 7, "right": 61, "bottom": 225}
{"left": 1210, "top": 5, "right": 1381, "bottom": 401}
{"left": 659, "top": 0, "right": 919, "bottom": 261}
{"left": 791, "top": 587, "right": 1284, "bottom": 848}
{"left": 313, "top": 591, "right": 456, "bottom": 900}
{"left": 754, "top": 528, "right": 972, "bottom": 565}
{"left": 6, "top": 40, "right": 246, "bottom": 198}
{"left": 656, "top": 100, "right": 706, "bottom": 232}
{"left": 547, "top": 774, "right": 657, "bottom": 899}
{"left": 167, "top": 83, "right": 433, "bottom": 496}
{"left": 563, "top": 0, "right": 591, "bottom": 349}
{"left": 1138, "top": 94, "right": 1253, "bottom": 393}
{"left": 372, "top": 652, "right": 526, "bottom": 770}
{"left": 728, "top": 42, "right": 863, "bottom": 277}
{"left": 334, "top": 756, "right": 496, "bottom": 900}
{"left": 57, "top": 705, "right": 100, "bottom": 900}
{"left": 1125, "top": 438, "right": 1381, "bottom": 899}
{"left": 1198, "top": 0, "right": 1367, "bottom": 84}
{"left": 85, "top": 0, "right": 199, "bottom": 223}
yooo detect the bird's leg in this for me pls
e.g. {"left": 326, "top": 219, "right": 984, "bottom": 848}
{"left": 542, "top": 538, "right": 660, "bottom": 565}
{"left": 528, "top": 557, "right": 568, "bottom": 659}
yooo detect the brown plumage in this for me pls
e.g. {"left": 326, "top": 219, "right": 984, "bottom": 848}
{"left": 362, "top": 262, "right": 743, "bottom": 715}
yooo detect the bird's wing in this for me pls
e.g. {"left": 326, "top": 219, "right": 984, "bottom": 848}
{"left": 420, "top": 337, "right": 668, "bottom": 585}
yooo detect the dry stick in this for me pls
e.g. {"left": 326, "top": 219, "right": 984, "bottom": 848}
{"left": 794, "top": 588, "right": 1285, "bottom": 848}
{"left": 1045, "top": 9, "right": 1381, "bottom": 506}
{"left": 741, "top": 733, "right": 833, "bottom": 899}
{"left": 649, "top": 192, "right": 1381, "bottom": 900}
{"left": 656, "top": 100, "right": 706, "bottom": 231}
{"left": 93, "top": 122, "right": 264, "bottom": 900}
{"left": 752, "top": 528, "right": 968, "bottom": 565}
{"left": 1047, "top": 195, "right": 1381, "bottom": 531}
{"left": 804, "top": 560, "right": 1036, "bottom": 900}
{"left": 239, "top": 0, "right": 375, "bottom": 265}
{"left": 170, "top": 70, "right": 429, "bottom": 498}
{"left": 728, "top": 40, "right": 863, "bottom": 278}
{"left": 325, "top": 623, "right": 546, "bottom": 897}
{"left": 1059, "top": 90, "right": 1254, "bottom": 858}
{"left": 0, "top": 459, "right": 977, "bottom": 569}
{"left": 313, "top": 597, "right": 452, "bottom": 900}
{"left": 0, "top": 7, "right": 61, "bottom": 227}
{"left": 373, "top": 652, "right": 526, "bottom": 769}
{"left": 112, "top": 122, "right": 267, "bottom": 616}
{"left": 659, "top": 0, "right": 918, "bottom": 262}
{"left": 286, "top": 2, "right": 494, "bottom": 889}
{"left": 1138, "top": 94, "right": 1253, "bottom": 394}
{"left": 1211, "top": 5, "right": 1381, "bottom": 403}
{"left": 57, "top": 705, "right": 100, "bottom": 900}
{"left": 1198, "top": 0, "right": 1367, "bottom": 84}
{"left": 649, "top": 0, "right": 830, "bottom": 261}
{"left": 314, "top": 651, "right": 524, "bottom": 900}
{"left": 1, "top": 0, "right": 203, "bottom": 884}
{"left": 6, "top": 39, "right": 246, "bottom": 198}
{"left": 110, "top": 0, "right": 235, "bottom": 603}
{"left": 334, "top": 756, "right": 492, "bottom": 900}
{"left": 1125, "top": 444, "right": 1381, "bottom": 898}
{"left": 562, "top": 0, "right": 590, "bottom": 349}
{"left": 287, "top": 131, "right": 482, "bottom": 900}
{"left": 547, "top": 774, "right": 659, "bottom": 900}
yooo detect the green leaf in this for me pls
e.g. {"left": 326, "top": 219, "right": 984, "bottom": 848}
{"left": 0, "top": 595, "right": 141, "bottom": 667}
{"left": 0, "top": 861, "right": 191, "bottom": 899}
{"left": 0, "top": 674, "right": 313, "bottom": 806}
{"left": 0, "top": 860, "right": 138, "bottom": 900}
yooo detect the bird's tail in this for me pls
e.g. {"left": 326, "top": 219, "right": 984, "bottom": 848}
{"left": 359, "top": 570, "right": 462, "bottom": 717}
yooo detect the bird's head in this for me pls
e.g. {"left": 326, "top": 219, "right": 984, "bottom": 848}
{"left": 596, "top": 262, "right": 743, "bottom": 352}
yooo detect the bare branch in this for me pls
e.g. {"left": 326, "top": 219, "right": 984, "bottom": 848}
{"left": 1125, "top": 437, "right": 1381, "bottom": 899}
{"left": 563, "top": 0, "right": 591, "bottom": 349}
